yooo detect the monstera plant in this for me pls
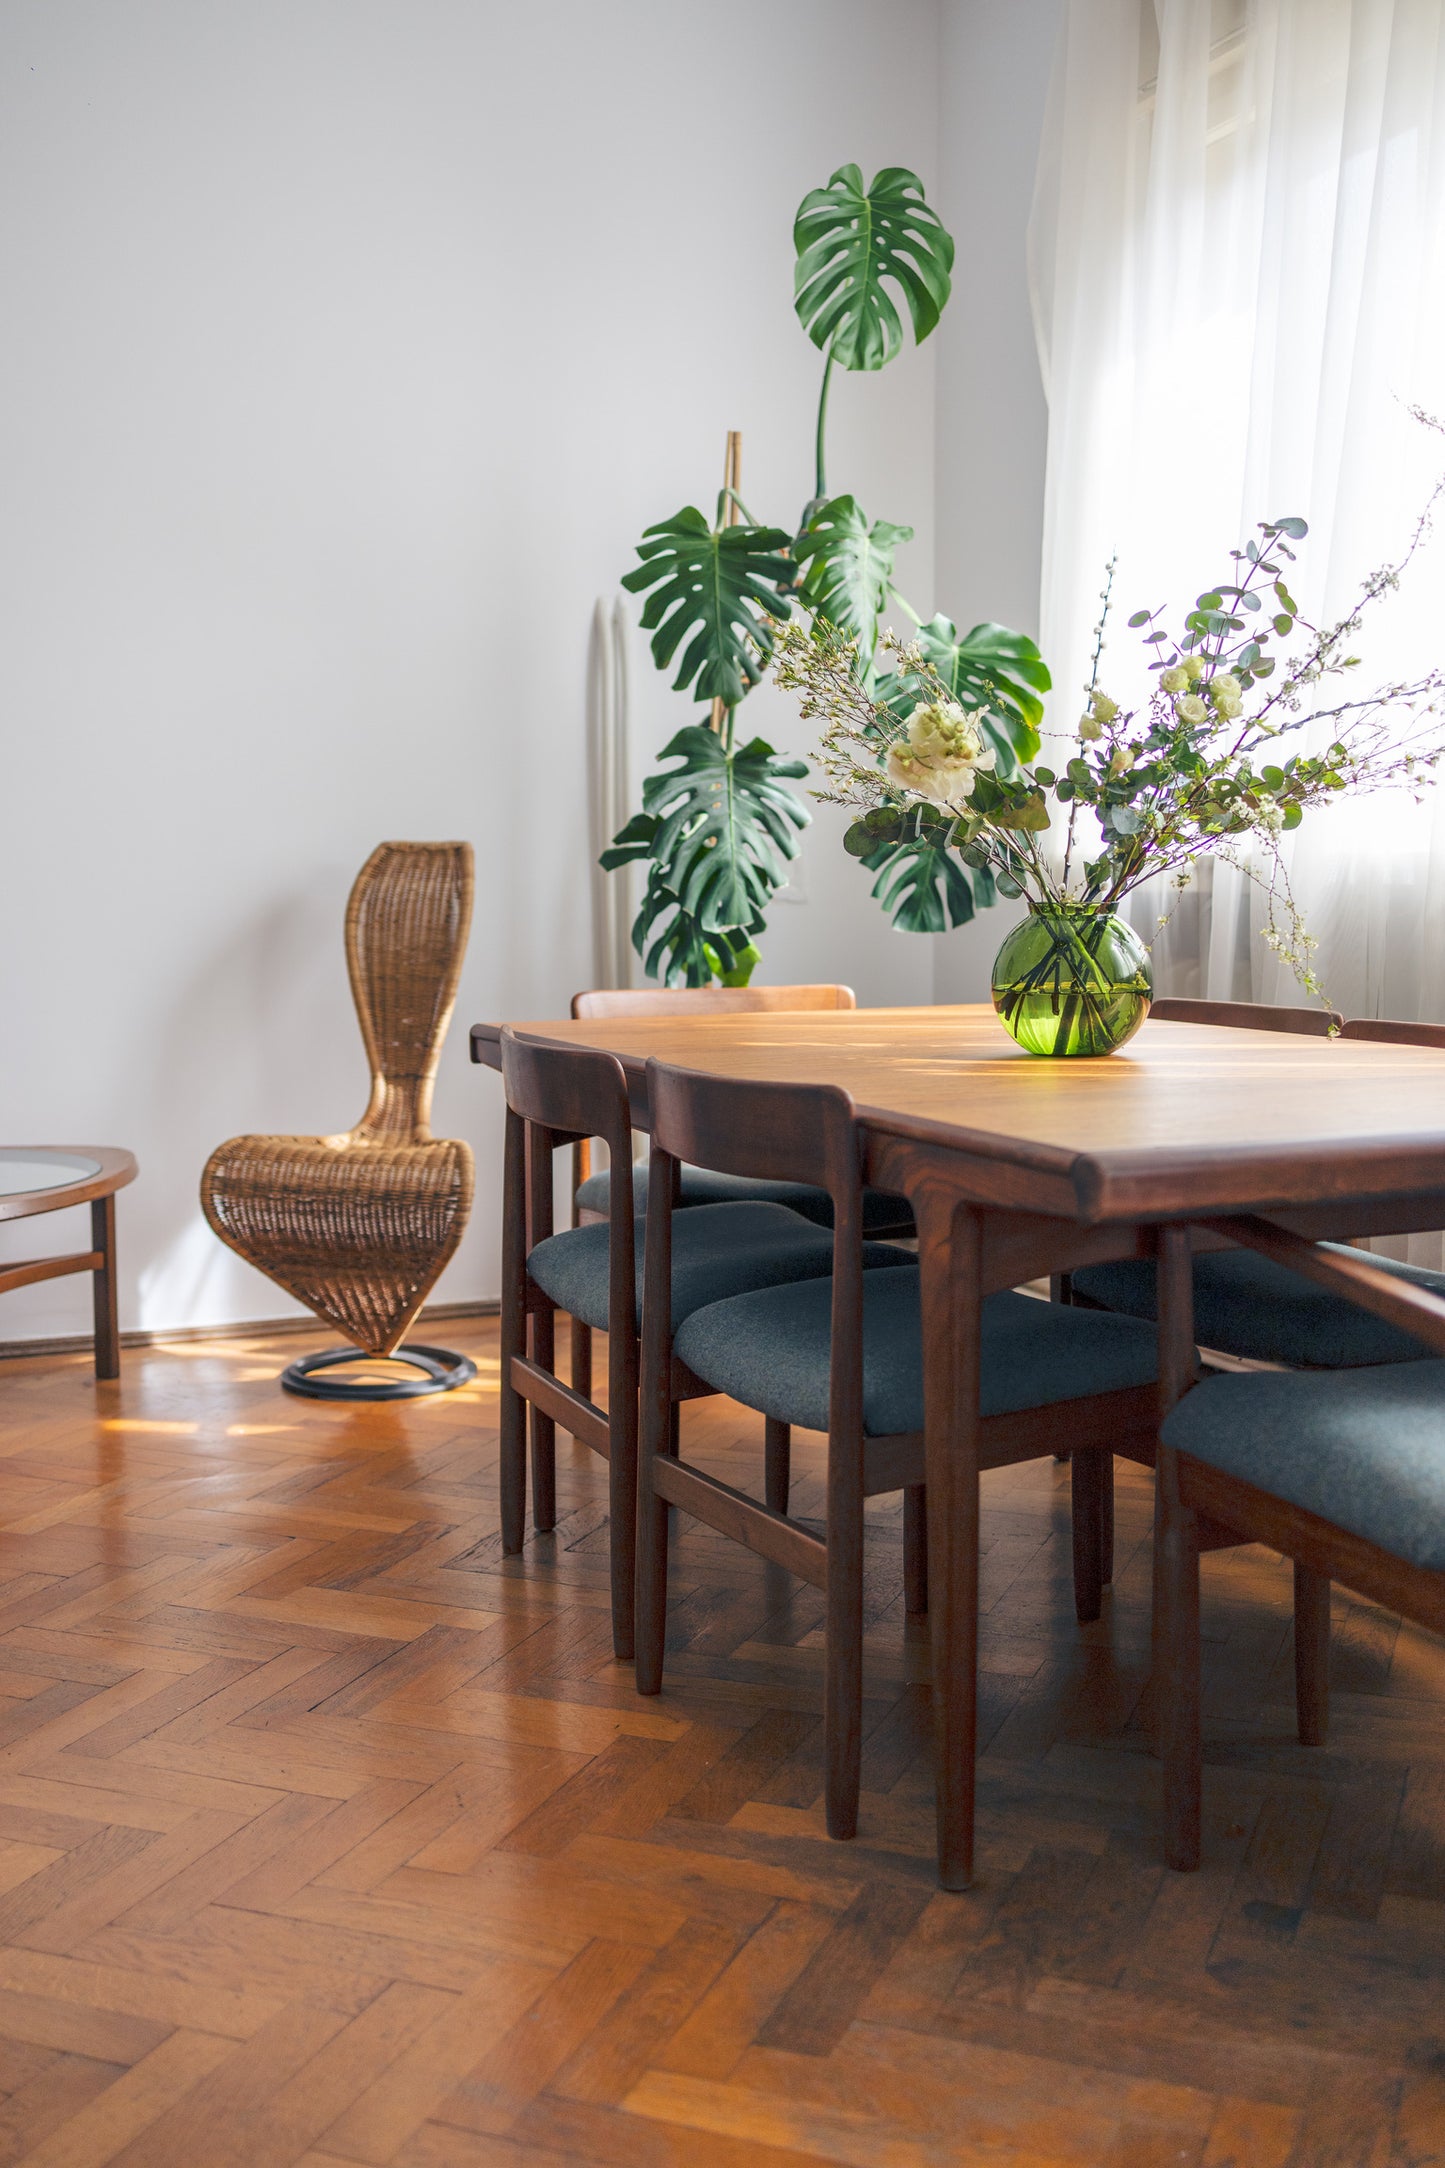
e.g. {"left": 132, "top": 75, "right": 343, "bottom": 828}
{"left": 602, "top": 163, "right": 1049, "bottom": 983}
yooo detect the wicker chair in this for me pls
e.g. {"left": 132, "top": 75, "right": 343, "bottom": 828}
{"left": 201, "top": 841, "right": 476, "bottom": 1399}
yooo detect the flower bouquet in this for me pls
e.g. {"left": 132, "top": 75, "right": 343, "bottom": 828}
{"left": 774, "top": 429, "right": 1445, "bottom": 1056}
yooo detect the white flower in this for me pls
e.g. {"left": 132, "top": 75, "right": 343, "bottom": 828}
{"left": 1183, "top": 655, "right": 1206, "bottom": 683}
{"left": 885, "top": 700, "right": 996, "bottom": 805}
{"left": 1213, "top": 691, "right": 1243, "bottom": 721}
{"left": 1078, "top": 714, "right": 1102, "bottom": 742}
{"left": 1160, "top": 665, "right": 1189, "bottom": 694}
{"left": 1175, "top": 693, "right": 1207, "bottom": 725}
{"left": 1091, "top": 691, "right": 1118, "bottom": 723}
{"left": 1256, "top": 800, "right": 1286, "bottom": 832}
{"left": 1211, "top": 672, "right": 1242, "bottom": 704}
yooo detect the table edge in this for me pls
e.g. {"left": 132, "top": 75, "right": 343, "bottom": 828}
{"left": 0, "top": 1149, "right": 139, "bottom": 1223}
{"left": 469, "top": 1019, "right": 1445, "bottom": 1224}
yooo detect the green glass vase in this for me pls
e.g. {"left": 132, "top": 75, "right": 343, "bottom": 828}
{"left": 991, "top": 907, "right": 1153, "bottom": 1058}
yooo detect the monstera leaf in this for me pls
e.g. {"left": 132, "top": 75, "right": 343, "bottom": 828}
{"left": 603, "top": 730, "right": 809, "bottom": 985}
{"left": 635, "top": 864, "right": 757, "bottom": 989}
{"left": 877, "top": 616, "right": 1050, "bottom": 771}
{"left": 793, "top": 495, "right": 913, "bottom": 670}
{"left": 644, "top": 726, "right": 808, "bottom": 927}
{"left": 621, "top": 507, "right": 794, "bottom": 707}
{"left": 794, "top": 165, "right": 954, "bottom": 373}
{"left": 859, "top": 830, "right": 988, "bottom": 933}
{"left": 843, "top": 801, "right": 997, "bottom": 936}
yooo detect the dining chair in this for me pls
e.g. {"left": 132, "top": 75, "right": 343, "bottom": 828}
{"left": 633, "top": 1058, "right": 1163, "bottom": 1840}
{"left": 1069, "top": 1009, "right": 1444, "bottom": 1370}
{"left": 201, "top": 841, "right": 476, "bottom": 1399}
{"left": 1340, "top": 1016, "right": 1445, "bottom": 1049}
{"left": 1148, "top": 997, "right": 1342, "bottom": 1034}
{"left": 1074, "top": 1011, "right": 1445, "bottom": 1745}
{"left": 497, "top": 1029, "right": 907, "bottom": 1659}
{"left": 1156, "top": 1214, "right": 1445, "bottom": 1870}
{"left": 564, "top": 983, "right": 912, "bottom": 1400}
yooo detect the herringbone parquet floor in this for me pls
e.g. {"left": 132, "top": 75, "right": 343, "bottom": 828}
{"left": 0, "top": 1317, "right": 1441, "bottom": 2166}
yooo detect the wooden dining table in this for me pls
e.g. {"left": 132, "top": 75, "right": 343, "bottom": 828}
{"left": 471, "top": 1003, "right": 1445, "bottom": 1888}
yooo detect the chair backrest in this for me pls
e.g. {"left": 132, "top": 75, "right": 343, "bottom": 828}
{"left": 646, "top": 1060, "right": 857, "bottom": 1196}
{"left": 348, "top": 842, "right": 474, "bottom": 1141}
{"left": 1149, "top": 997, "right": 1342, "bottom": 1035}
{"left": 500, "top": 1030, "right": 633, "bottom": 1170}
{"left": 643, "top": 1059, "right": 869, "bottom": 1444}
{"left": 1340, "top": 1017, "right": 1445, "bottom": 1049}
{"left": 571, "top": 983, "right": 856, "bottom": 1019}
{"left": 500, "top": 1030, "right": 639, "bottom": 1359}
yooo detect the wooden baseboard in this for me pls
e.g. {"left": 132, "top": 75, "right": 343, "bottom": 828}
{"left": 0, "top": 1298, "right": 500, "bottom": 1364}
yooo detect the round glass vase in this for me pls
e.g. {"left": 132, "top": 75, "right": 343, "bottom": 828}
{"left": 991, "top": 906, "right": 1153, "bottom": 1058}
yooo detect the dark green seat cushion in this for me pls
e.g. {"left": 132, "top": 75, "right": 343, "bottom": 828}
{"left": 673, "top": 1270, "right": 1157, "bottom": 1437}
{"left": 1071, "top": 1247, "right": 1445, "bottom": 1368}
{"left": 575, "top": 1161, "right": 913, "bottom": 1236}
{"left": 1162, "top": 1361, "right": 1445, "bottom": 1570}
{"left": 527, "top": 1201, "right": 908, "bottom": 1335}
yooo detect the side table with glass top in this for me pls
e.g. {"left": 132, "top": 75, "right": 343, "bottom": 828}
{"left": 0, "top": 1150, "right": 138, "bottom": 1377}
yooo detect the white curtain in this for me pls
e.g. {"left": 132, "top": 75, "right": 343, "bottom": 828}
{"left": 1029, "top": 0, "right": 1445, "bottom": 1019}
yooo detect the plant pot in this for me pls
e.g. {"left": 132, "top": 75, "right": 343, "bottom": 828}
{"left": 991, "top": 907, "right": 1152, "bottom": 1058}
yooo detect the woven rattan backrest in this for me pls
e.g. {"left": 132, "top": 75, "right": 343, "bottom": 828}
{"left": 349, "top": 842, "right": 474, "bottom": 1142}
{"left": 571, "top": 984, "right": 856, "bottom": 1019}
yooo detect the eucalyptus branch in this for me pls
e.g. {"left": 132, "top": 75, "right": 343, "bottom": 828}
{"left": 772, "top": 418, "right": 1445, "bottom": 1010}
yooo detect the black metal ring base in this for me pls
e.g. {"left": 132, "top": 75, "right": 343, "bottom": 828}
{"left": 280, "top": 1344, "right": 477, "bottom": 1402}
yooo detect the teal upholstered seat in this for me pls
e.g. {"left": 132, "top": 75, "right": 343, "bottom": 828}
{"left": 673, "top": 1269, "right": 1158, "bottom": 1437}
{"left": 1162, "top": 1361, "right": 1445, "bottom": 1570}
{"left": 527, "top": 1200, "right": 908, "bottom": 1335}
{"left": 1071, "top": 1246, "right": 1445, "bottom": 1368}
{"left": 575, "top": 1161, "right": 912, "bottom": 1235}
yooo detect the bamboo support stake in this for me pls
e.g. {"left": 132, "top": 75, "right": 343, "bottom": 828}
{"left": 710, "top": 430, "right": 743, "bottom": 735}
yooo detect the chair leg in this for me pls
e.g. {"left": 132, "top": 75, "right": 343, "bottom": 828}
{"left": 904, "top": 1484, "right": 928, "bottom": 1614}
{"left": 1293, "top": 1562, "right": 1331, "bottom": 1748}
{"left": 568, "top": 1137, "right": 594, "bottom": 1403}
{"left": 530, "top": 1302, "right": 557, "bottom": 1534}
{"left": 635, "top": 1399, "right": 672, "bottom": 1698}
{"left": 527, "top": 1125, "right": 558, "bottom": 1535}
{"left": 571, "top": 1317, "right": 593, "bottom": 1401}
{"left": 1159, "top": 1488, "right": 1203, "bottom": 1872}
{"left": 606, "top": 1342, "right": 638, "bottom": 1667}
{"left": 1071, "top": 1449, "right": 1106, "bottom": 1624}
{"left": 499, "top": 1350, "right": 527, "bottom": 1556}
{"left": 1100, "top": 1454, "right": 1115, "bottom": 1586}
{"left": 499, "top": 1110, "right": 528, "bottom": 1555}
{"left": 825, "top": 1455, "right": 864, "bottom": 1842}
{"left": 765, "top": 1418, "right": 791, "bottom": 1516}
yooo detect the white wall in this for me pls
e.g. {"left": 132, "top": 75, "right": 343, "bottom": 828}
{"left": 1, "top": 0, "right": 953, "bottom": 1339}
{"left": 930, "top": 0, "right": 1061, "bottom": 1002}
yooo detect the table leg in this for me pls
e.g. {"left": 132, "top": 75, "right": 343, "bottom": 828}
{"left": 1156, "top": 1225, "right": 1203, "bottom": 1868}
{"left": 91, "top": 1195, "right": 119, "bottom": 1381}
{"left": 916, "top": 1189, "right": 982, "bottom": 1891}
{"left": 527, "top": 1125, "right": 557, "bottom": 1534}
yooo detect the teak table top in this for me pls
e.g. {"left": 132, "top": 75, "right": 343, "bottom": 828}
{"left": 471, "top": 1005, "right": 1445, "bottom": 1224}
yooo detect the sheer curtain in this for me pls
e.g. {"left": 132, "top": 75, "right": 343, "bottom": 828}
{"left": 1029, "top": 0, "right": 1445, "bottom": 1021}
